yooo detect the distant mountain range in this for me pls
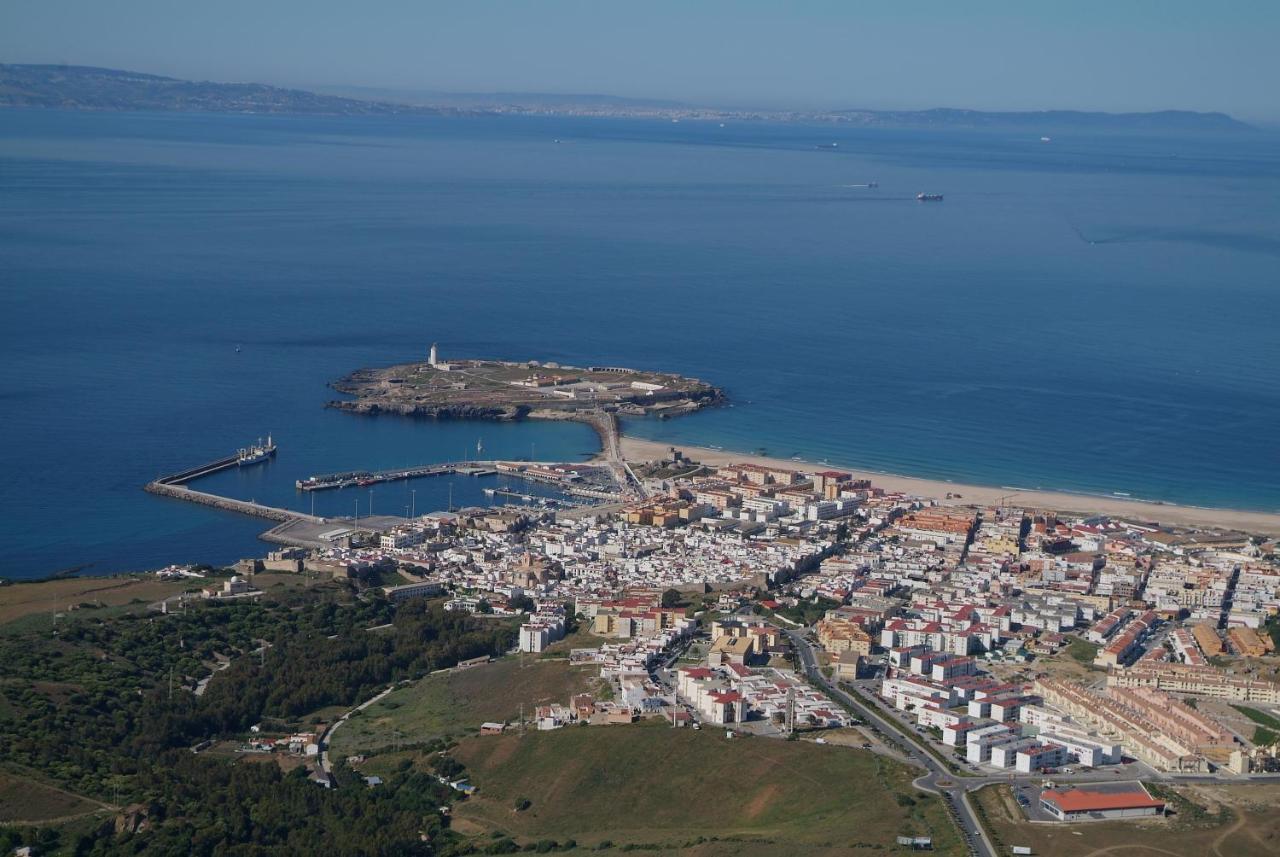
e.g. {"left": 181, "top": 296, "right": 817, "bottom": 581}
{"left": 0, "top": 63, "right": 1255, "bottom": 132}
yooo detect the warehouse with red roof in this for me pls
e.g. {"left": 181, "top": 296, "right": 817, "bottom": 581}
{"left": 1039, "top": 784, "right": 1166, "bottom": 821}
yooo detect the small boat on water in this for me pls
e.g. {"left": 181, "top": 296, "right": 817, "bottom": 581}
{"left": 917, "top": 193, "right": 944, "bottom": 201}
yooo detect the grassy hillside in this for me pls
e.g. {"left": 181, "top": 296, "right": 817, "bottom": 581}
{"left": 0, "top": 64, "right": 433, "bottom": 115}
{"left": 0, "top": 576, "right": 193, "bottom": 630}
{"left": 448, "top": 725, "right": 965, "bottom": 855}
{"left": 330, "top": 657, "right": 603, "bottom": 757}
{"left": 0, "top": 771, "right": 107, "bottom": 824}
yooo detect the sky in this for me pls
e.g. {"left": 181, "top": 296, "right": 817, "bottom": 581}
{"left": 3, "top": 1, "right": 1278, "bottom": 120}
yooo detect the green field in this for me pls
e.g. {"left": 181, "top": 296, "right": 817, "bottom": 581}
{"left": 0, "top": 771, "right": 106, "bottom": 824}
{"left": 329, "top": 657, "right": 602, "bottom": 758}
{"left": 0, "top": 576, "right": 195, "bottom": 631}
{"left": 448, "top": 724, "right": 966, "bottom": 855}
{"left": 973, "top": 782, "right": 1280, "bottom": 857}
{"left": 1065, "top": 637, "right": 1100, "bottom": 664}
{"left": 1231, "top": 704, "right": 1280, "bottom": 746}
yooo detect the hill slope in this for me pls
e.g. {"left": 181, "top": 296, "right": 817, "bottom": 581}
{"left": 0, "top": 63, "right": 436, "bottom": 115}
{"left": 449, "top": 726, "right": 967, "bottom": 855}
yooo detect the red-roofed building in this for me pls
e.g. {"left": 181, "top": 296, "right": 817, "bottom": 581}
{"left": 1039, "top": 785, "right": 1166, "bottom": 821}
{"left": 706, "top": 690, "right": 746, "bottom": 724}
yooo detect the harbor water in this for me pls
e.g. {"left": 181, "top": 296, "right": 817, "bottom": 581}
{"left": 2, "top": 109, "right": 1278, "bottom": 577}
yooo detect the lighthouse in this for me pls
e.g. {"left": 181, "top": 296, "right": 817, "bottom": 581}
{"left": 428, "top": 343, "right": 438, "bottom": 367}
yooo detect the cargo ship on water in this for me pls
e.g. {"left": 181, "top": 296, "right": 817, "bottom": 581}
{"left": 237, "top": 435, "right": 276, "bottom": 466}
{"left": 917, "top": 193, "right": 944, "bottom": 201}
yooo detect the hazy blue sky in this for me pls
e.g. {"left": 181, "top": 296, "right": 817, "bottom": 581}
{"left": 4, "top": 1, "right": 1278, "bottom": 119}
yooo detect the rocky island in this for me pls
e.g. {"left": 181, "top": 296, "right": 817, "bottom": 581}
{"left": 327, "top": 346, "right": 725, "bottom": 426}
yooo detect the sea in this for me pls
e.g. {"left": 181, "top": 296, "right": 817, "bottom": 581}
{"left": 2, "top": 109, "right": 1278, "bottom": 579}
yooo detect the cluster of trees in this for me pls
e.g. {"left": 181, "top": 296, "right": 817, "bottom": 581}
{"left": 766, "top": 595, "right": 843, "bottom": 626}
{"left": 0, "top": 591, "right": 518, "bottom": 854}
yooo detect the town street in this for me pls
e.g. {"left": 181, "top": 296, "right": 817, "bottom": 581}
{"left": 786, "top": 628, "right": 992, "bottom": 857}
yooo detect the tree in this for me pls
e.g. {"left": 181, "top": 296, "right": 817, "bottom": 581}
{"left": 661, "top": 588, "right": 684, "bottom": 609}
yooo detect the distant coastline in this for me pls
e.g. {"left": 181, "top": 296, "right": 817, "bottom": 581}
{"left": 0, "top": 63, "right": 1254, "bottom": 131}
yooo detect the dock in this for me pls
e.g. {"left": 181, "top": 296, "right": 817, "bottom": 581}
{"left": 145, "top": 481, "right": 324, "bottom": 523}
{"left": 145, "top": 442, "right": 620, "bottom": 537}
{"left": 295, "top": 461, "right": 479, "bottom": 492}
{"left": 298, "top": 460, "right": 562, "bottom": 492}
{"left": 145, "top": 444, "right": 325, "bottom": 524}
{"left": 153, "top": 453, "right": 243, "bottom": 486}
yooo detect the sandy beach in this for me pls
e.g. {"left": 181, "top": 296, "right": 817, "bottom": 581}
{"left": 620, "top": 436, "right": 1280, "bottom": 537}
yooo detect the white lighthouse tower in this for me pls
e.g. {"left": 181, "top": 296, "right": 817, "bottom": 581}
{"left": 428, "top": 342, "right": 439, "bottom": 367}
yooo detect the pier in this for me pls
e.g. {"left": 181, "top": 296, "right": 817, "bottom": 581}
{"left": 153, "top": 453, "right": 242, "bottom": 486}
{"left": 294, "top": 460, "right": 600, "bottom": 493}
{"left": 145, "top": 442, "right": 621, "bottom": 537}
{"left": 146, "top": 444, "right": 325, "bottom": 524}
{"left": 145, "top": 481, "right": 325, "bottom": 523}
{"left": 295, "top": 461, "right": 497, "bottom": 492}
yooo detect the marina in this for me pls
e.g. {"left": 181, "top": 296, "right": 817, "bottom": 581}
{"left": 144, "top": 438, "right": 625, "bottom": 546}
{"left": 295, "top": 461, "right": 494, "bottom": 492}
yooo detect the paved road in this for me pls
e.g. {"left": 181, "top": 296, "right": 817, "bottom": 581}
{"left": 787, "top": 627, "right": 1280, "bottom": 854}
{"left": 786, "top": 629, "right": 991, "bottom": 857}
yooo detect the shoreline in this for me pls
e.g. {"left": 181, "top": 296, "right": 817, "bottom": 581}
{"left": 618, "top": 436, "right": 1280, "bottom": 536}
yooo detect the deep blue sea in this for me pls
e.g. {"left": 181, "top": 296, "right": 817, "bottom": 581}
{"left": 2, "top": 109, "right": 1278, "bottom": 578}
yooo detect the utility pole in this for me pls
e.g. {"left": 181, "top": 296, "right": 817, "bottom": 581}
{"left": 411, "top": 489, "right": 416, "bottom": 519}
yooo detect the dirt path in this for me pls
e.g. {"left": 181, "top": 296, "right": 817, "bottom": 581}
{"left": 1080, "top": 845, "right": 1187, "bottom": 857}
{"left": 1210, "top": 810, "right": 1247, "bottom": 857}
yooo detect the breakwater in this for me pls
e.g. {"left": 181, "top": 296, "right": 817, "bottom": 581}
{"left": 145, "top": 481, "right": 325, "bottom": 523}
{"left": 145, "top": 445, "right": 325, "bottom": 524}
